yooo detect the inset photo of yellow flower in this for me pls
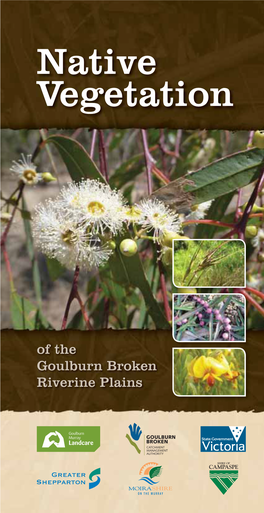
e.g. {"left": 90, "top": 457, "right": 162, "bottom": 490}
{"left": 173, "top": 348, "right": 245, "bottom": 396}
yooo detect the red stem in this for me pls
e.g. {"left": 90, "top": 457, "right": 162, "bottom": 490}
{"left": 90, "top": 129, "right": 97, "bottom": 160}
{"left": 158, "top": 259, "right": 171, "bottom": 322}
{"left": 61, "top": 265, "right": 92, "bottom": 330}
{"left": 98, "top": 130, "right": 109, "bottom": 181}
{"left": 183, "top": 219, "right": 235, "bottom": 229}
{"left": 237, "top": 289, "right": 264, "bottom": 317}
{"left": 1, "top": 183, "right": 24, "bottom": 247}
{"left": 245, "top": 286, "right": 264, "bottom": 301}
{"left": 141, "top": 129, "right": 154, "bottom": 195}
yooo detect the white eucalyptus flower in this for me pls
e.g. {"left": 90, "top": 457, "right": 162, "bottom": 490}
{"left": 122, "top": 205, "right": 144, "bottom": 224}
{"left": 137, "top": 198, "right": 181, "bottom": 240}
{"left": 32, "top": 200, "right": 112, "bottom": 271}
{"left": 185, "top": 200, "right": 213, "bottom": 221}
{"left": 10, "top": 154, "right": 41, "bottom": 185}
{"left": 58, "top": 179, "right": 125, "bottom": 235}
{"left": 251, "top": 228, "right": 264, "bottom": 248}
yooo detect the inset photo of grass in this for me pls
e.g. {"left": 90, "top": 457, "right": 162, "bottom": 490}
{"left": 173, "top": 348, "right": 246, "bottom": 397}
{"left": 173, "top": 239, "right": 246, "bottom": 288}
{"left": 173, "top": 294, "right": 245, "bottom": 342}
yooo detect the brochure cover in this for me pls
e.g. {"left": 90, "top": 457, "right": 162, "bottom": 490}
{"left": 1, "top": 1, "right": 264, "bottom": 511}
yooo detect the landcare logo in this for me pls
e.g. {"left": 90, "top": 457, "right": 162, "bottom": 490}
{"left": 209, "top": 463, "right": 238, "bottom": 494}
{"left": 37, "top": 426, "right": 100, "bottom": 452}
{"left": 126, "top": 422, "right": 176, "bottom": 456}
{"left": 201, "top": 426, "right": 246, "bottom": 452}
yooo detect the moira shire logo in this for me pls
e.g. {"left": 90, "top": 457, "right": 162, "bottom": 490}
{"left": 201, "top": 426, "right": 246, "bottom": 452}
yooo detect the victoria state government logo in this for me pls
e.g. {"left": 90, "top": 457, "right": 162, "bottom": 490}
{"left": 209, "top": 463, "right": 239, "bottom": 495}
{"left": 128, "top": 462, "right": 172, "bottom": 495}
{"left": 201, "top": 426, "right": 246, "bottom": 452}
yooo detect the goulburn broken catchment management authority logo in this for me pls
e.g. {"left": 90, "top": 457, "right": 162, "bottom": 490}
{"left": 209, "top": 463, "right": 238, "bottom": 494}
{"left": 201, "top": 426, "right": 246, "bottom": 452}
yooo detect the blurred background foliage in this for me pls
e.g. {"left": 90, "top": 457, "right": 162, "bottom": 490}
{"left": 1, "top": 128, "right": 264, "bottom": 330}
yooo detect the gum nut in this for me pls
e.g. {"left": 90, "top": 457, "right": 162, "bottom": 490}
{"left": 200, "top": 321, "right": 205, "bottom": 326}
{"left": 257, "top": 252, "right": 264, "bottom": 263}
{"left": 206, "top": 308, "right": 212, "bottom": 314}
{"left": 223, "top": 317, "right": 231, "bottom": 324}
{"left": 201, "top": 300, "right": 205, "bottom": 305}
{"left": 119, "top": 239, "right": 138, "bottom": 257}
{"left": 161, "top": 248, "right": 173, "bottom": 267}
{"left": 213, "top": 309, "right": 220, "bottom": 315}
{"left": 176, "top": 288, "right": 197, "bottom": 293}
{"left": 204, "top": 302, "right": 209, "bottom": 308}
{"left": 216, "top": 314, "right": 222, "bottom": 321}
{"left": 222, "top": 332, "right": 229, "bottom": 340}
{"left": 245, "top": 225, "right": 258, "bottom": 238}
{"left": 42, "top": 172, "right": 57, "bottom": 182}
{"left": 161, "top": 230, "right": 184, "bottom": 248}
{"left": 105, "top": 239, "right": 116, "bottom": 250}
{"left": 198, "top": 313, "right": 203, "bottom": 319}
{"left": 225, "top": 324, "right": 232, "bottom": 331}
{"left": 231, "top": 337, "right": 235, "bottom": 341}
{"left": 253, "top": 130, "right": 264, "bottom": 149}
{"left": 182, "top": 319, "right": 188, "bottom": 324}
{"left": 177, "top": 321, "right": 182, "bottom": 326}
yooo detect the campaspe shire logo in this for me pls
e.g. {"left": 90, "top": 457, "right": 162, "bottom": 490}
{"left": 209, "top": 463, "right": 239, "bottom": 494}
{"left": 201, "top": 426, "right": 246, "bottom": 452}
{"left": 37, "top": 426, "right": 100, "bottom": 452}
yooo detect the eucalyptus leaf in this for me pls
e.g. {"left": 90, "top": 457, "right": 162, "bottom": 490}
{"left": 11, "top": 292, "right": 51, "bottom": 329}
{"left": 22, "top": 197, "right": 42, "bottom": 307}
{"left": 185, "top": 148, "right": 264, "bottom": 203}
{"left": 46, "top": 256, "right": 65, "bottom": 281}
{"left": 45, "top": 135, "right": 105, "bottom": 183}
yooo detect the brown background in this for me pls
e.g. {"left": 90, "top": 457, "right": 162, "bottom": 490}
{"left": 1, "top": 329, "right": 263, "bottom": 412}
{"left": 2, "top": 0, "right": 264, "bottom": 129}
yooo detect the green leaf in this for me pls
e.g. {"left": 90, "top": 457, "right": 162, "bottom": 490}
{"left": 114, "top": 238, "right": 170, "bottom": 329}
{"left": 46, "top": 256, "right": 65, "bottom": 281}
{"left": 194, "top": 192, "right": 234, "bottom": 238}
{"left": 109, "top": 154, "right": 144, "bottom": 189}
{"left": 184, "top": 148, "right": 264, "bottom": 203}
{"left": 45, "top": 135, "right": 105, "bottom": 183}
{"left": 66, "top": 309, "right": 85, "bottom": 330}
{"left": 11, "top": 292, "right": 51, "bottom": 329}
{"left": 22, "top": 197, "right": 42, "bottom": 307}
{"left": 149, "top": 466, "right": 162, "bottom": 479}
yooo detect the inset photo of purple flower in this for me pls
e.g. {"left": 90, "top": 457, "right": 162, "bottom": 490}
{"left": 173, "top": 294, "right": 245, "bottom": 343}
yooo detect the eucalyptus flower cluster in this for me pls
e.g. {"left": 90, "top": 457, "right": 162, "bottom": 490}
{"left": 32, "top": 179, "right": 182, "bottom": 271}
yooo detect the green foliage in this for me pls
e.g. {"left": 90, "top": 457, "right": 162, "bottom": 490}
{"left": 173, "top": 240, "right": 245, "bottom": 287}
{"left": 184, "top": 147, "right": 264, "bottom": 203}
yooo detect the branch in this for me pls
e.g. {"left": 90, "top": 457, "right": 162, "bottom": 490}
{"left": 61, "top": 265, "right": 92, "bottom": 330}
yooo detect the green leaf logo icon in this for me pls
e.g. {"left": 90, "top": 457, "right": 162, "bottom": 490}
{"left": 149, "top": 465, "right": 162, "bottom": 479}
